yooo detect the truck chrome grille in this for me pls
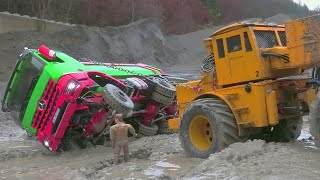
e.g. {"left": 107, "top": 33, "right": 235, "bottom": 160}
{"left": 32, "top": 80, "right": 60, "bottom": 131}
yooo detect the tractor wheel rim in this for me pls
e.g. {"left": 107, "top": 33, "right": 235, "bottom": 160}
{"left": 189, "top": 115, "right": 213, "bottom": 151}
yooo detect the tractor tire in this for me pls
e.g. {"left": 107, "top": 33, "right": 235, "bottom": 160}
{"left": 103, "top": 84, "right": 134, "bottom": 115}
{"left": 179, "top": 98, "right": 247, "bottom": 158}
{"left": 139, "top": 123, "right": 158, "bottom": 136}
{"left": 309, "top": 91, "right": 320, "bottom": 146}
{"left": 271, "top": 117, "right": 303, "bottom": 142}
{"left": 145, "top": 77, "right": 176, "bottom": 97}
{"left": 151, "top": 91, "right": 174, "bottom": 106}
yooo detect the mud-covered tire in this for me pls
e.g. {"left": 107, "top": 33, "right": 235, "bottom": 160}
{"left": 103, "top": 84, "right": 134, "bottom": 115}
{"left": 154, "top": 79, "right": 176, "bottom": 97}
{"left": 157, "top": 119, "right": 174, "bottom": 134}
{"left": 271, "top": 117, "right": 303, "bottom": 142}
{"left": 151, "top": 91, "right": 174, "bottom": 106}
{"left": 59, "top": 136, "right": 82, "bottom": 151}
{"left": 145, "top": 77, "right": 176, "bottom": 97}
{"left": 93, "top": 135, "right": 106, "bottom": 145}
{"left": 179, "top": 98, "right": 247, "bottom": 158}
{"left": 139, "top": 123, "right": 158, "bottom": 136}
{"left": 309, "top": 91, "right": 320, "bottom": 146}
{"left": 162, "top": 75, "right": 188, "bottom": 85}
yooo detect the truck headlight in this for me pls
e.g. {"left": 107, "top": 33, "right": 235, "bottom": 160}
{"left": 44, "top": 138, "right": 50, "bottom": 147}
{"left": 63, "top": 79, "right": 80, "bottom": 96}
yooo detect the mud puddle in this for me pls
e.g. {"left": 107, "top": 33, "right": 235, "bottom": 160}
{"left": 0, "top": 136, "right": 202, "bottom": 180}
{"left": 0, "top": 145, "right": 113, "bottom": 179}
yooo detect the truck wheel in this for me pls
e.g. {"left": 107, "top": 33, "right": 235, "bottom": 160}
{"left": 309, "top": 91, "right": 320, "bottom": 145}
{"left": 154, "top": 79, "right": 176, "bottom": 97}
{"left": 162, "top": 75, "right": 188, "bottom": 85}
{"left": 151, "top": 91, "right": 174, "bottom": 106}
{"left": 145, "top": 77, "right": 176, "bottom": 97}
{"left": 179, "top": 98, "right": 246, "bottom": 158}
{"left": 139, "top": 123, "right": 158, "bottom": 136}
{"left": 103, "top": 84, "right": 134, "bottom": 115}
{"left": 157, "top": 119, "right": 174, "bottom": 134}
{"left": 271, "top": 117, "right": 303, "bottom": 142}
{"left": 93, "top": 135, "right": 105, "bottom": 145}
{"left": 59, "top": 136, "right": 81, "bottom": 151}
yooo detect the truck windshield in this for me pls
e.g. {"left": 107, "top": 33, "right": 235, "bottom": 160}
{"left": 4, "top": 53, "right": 45, "bottom": 121}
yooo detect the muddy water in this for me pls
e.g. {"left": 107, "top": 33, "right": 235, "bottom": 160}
{"left": 0, "top": 136, "right": 202, "bottom": 180}
{"left": 0, "top": 145, "right": 113, "bottom": 180}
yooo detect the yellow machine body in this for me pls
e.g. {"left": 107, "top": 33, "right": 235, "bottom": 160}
{"left": 169, "top": 14, "right": 320, "bottom": 133}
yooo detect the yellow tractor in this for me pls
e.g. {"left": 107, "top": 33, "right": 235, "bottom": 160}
{"left": 168, "top": 14, "right": 320, "bottom": 158}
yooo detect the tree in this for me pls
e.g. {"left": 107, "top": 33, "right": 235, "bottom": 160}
{"left": 38, "top": 0, "right": 54, "bottom": 19}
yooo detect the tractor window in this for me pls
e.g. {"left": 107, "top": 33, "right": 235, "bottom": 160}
{"left": 216, "top": 38, "right": 225, "bottom": 58}
{"left": 244, "top": 32, "right": 252, "bottom": 52}
{"left": 278, "top": 31, "right": 287, "bottom": 46}
{"left": 254, "top": 30, "right": 279, "bottom": 48}
{"left": 227, "top": 35, "right": 242, "bottom": 53}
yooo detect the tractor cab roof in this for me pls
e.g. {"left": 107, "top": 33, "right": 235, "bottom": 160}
{"left": 212, "top": 21, "right": 285, "bottom": 36}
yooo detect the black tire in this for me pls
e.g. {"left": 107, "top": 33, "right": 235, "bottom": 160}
{"left": 93, "top": 135, "right": 106, "bottom": 145}
{"left": 139, "top": 123, "right": 158, "bottom": 136}
{"left": 59, "top": 136, "right": 81, "bottom": 151}
{"left": 309, "top": 91, "right": 320, "bottom": 146}
{"left": 145, "top": 77, "right": 176, "bottom": 97}
{"left": 162, "top": 75, "right": 188, "bottom": 85}
{"left": 271, "top": 117, "right": 303, "bottom": 142}
{"left": 103, "top": 84, "right": 134, "bottom": 115}
{"left": 154, "top": 79, "right": 176, "bottom": 97}
{"left": 151, "top": 91, "right": 174, "bottom": 106}
{"left": 157, "top": 119, "right": 174, "bottom": 134}
{"left": 179, "top": 98, "right": 246, "bottom": 158}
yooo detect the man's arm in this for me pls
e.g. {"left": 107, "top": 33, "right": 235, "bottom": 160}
{"left": 127, "top": 124, "right": 136, "bottom": 135}
{"left": 110, "top": 126, "right": 115, "bottom": 142}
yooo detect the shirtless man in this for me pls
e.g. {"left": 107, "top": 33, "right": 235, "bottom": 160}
{"left": 110, "top": 114, "right": 137, "bottom": 165}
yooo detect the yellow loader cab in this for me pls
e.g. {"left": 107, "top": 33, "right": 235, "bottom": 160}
{"left": 169, "top": 14, "right": 320, "bottom": 158}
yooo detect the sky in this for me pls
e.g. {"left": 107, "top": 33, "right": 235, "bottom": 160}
{"left": 293, "top": 0, "right": 320, "bottom": 10}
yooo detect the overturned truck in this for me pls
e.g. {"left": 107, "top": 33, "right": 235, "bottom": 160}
{"left": 1, "top": 45, "right": 182, "bottom": 152}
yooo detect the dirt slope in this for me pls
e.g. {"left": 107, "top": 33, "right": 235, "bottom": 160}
{"left": 0, "top": 20, "right": 173, "bottom": 81}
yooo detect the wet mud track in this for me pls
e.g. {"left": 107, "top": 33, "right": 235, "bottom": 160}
{"left": 1, "top": 80, "right": 320, "bottom": 179}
